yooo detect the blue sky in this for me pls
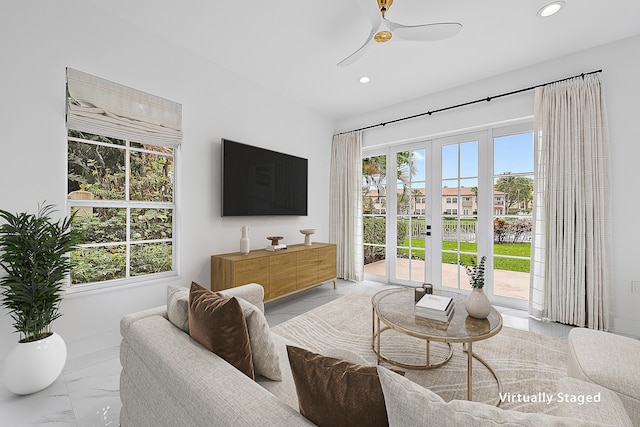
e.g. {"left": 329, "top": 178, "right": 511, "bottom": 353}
{"left": 403, "top": 132, "right": 533, "bottom": 187}
{"left": 493, "top": 133, "right": 534, "bottom": 175}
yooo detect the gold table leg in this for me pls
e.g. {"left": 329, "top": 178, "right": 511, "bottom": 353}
{"left": 467, "top": 342, "right": 473, "bottom": 401}
{"left": 426, "top": 340, "right": 430, "bottom": 367}
{"left": 462, "top": 341, "right": 503, "bottom": 406}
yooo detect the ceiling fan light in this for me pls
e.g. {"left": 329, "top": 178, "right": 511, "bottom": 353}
{"left": 374, "top": 31, "right": 393, "bottom": 43}
{"left": 538, "top": 1, "right": 565, "bottom": 17}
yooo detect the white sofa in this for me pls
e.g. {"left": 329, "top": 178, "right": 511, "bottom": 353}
{"left": 120, "top": 283, "right": 311, "bottom": 426}
{"left": 120, "top": 284, "right": 633, "bottom": 426}
{"left": 567, "top": 327, "right": 640, "bottom": 425}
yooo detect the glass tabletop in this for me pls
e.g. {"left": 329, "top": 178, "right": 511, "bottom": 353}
{"left": 372, "top": 287, "right": 502, "bottom": 343}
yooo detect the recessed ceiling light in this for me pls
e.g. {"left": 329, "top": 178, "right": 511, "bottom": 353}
{"left": 358, "top": 76, "right": 371, "bottom": 84}
{"left": 538, "top": 1, "right": 565, "bottom": 17}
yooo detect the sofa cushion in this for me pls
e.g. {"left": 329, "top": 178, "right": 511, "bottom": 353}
{"left": 286, "top": 346, "right": 392, "bottom": 427}
{"left": 188, "top": 282, "right": 254, "bottom": 380}
{"left": 567, "top": 328, "right": 640, "bottom": 424}
{"left": 237, "top": 297, "right": 282, "bottom": 381}
{"left": 555, "top": 377, "right": 633, "bottom": 426}
{"left": 376, "top": 366, "right": 624, "bottom": 427}
{"left": 167, "top": 285, "right": 189, "bottom": 333}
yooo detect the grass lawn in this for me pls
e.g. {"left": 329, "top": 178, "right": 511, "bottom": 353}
{"left": 399, "top": 239, "right": 531, "bottom": 273}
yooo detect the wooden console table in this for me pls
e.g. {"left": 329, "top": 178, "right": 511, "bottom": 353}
{"left": 211, "top": 242, "right": 337, "bottom": 302}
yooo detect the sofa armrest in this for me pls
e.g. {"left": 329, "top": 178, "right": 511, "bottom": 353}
{"left": 556, "top": 377, "right": 633, "bottom": 427}
{"left": 120, "top": 315, "right": 311, "bottom": 426}
{"left": 220, "top": 283, "right": 265, "bottom": 313}
{"left": 567, "top": 328, "right": 640, "bottom": 424}
{"left": 120, "top": 305, "right": 167, "bottom": 337}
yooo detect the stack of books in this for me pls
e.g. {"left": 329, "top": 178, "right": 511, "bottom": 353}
{"left": 415, "top": 294, "right": 454, "bottom": 322}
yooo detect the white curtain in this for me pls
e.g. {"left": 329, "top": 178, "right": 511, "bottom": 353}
{"left": 530, "top": 74, "right": 612, "bottom": 330}
{"left": 329, "top": 131, "right": 363, "bottom": 281}
{"left": 66, "top": 68, "right": 183, "bottom": 147}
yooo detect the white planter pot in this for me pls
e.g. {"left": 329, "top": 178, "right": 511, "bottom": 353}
{"left": 464, "top": 288, "right": 492, "bottom": 319}
{"left": 2, "top": 332, "right": 67, "bottom": 395}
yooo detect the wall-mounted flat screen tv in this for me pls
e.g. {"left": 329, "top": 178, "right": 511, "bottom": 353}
{"left": 222, "top": 139, "right": 308, "bottom": 216}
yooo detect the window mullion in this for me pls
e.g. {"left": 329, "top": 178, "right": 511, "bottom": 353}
{"left": 125, "top": 140, "right": 131, "bottom": 279}
{"left": 126, "top": 207, "right": 131, "bottom": 279}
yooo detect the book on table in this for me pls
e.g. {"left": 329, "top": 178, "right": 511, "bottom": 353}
{"left": 415, "top": 294, "right": 454, "bottom": 322}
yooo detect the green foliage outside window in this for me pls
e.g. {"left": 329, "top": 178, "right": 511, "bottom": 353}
{"left": 130, "top": 243, "right": 172, "bottom": 276}
{"left": 67, "top": 130, "right": 175, "bottom": 286}
{"left": 70, "top": 246, "right": 126, "bottom": 284}
{"left": 363, "top": 217, "right": 410, "bottom": 265}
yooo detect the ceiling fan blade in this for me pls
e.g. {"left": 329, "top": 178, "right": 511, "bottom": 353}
{"left": 355, "top": 0, "right": 383, "bottom": 28}
{"left": 389, "top": 21, "right": 462, "bottom": 41}
{"left": 337, "top": 27, "right": 378, "bottom": 67}
{"left": 338, "top": 23, "right": 378, "bottom": 67}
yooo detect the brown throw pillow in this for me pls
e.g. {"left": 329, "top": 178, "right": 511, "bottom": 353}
{"left": 188, "top": 282, "right": 254, "bottom": 380}
{"left": 286, "top": 345, "right": 394, "bottom": 427}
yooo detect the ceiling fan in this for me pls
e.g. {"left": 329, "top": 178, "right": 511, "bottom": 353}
{"left": 338, "top": 0, "right": 462, "bottom": 66}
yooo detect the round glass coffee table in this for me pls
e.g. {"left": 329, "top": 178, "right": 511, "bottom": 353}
{"left": 371, "top": 287, "right": 503, "bottom": 404}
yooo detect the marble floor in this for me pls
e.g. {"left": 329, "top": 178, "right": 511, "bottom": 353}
{"left": 0, "top": 279, "right": 573, "bottom": 426}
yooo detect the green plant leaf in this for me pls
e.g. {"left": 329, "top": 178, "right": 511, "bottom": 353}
{"left": 0, "top": 202, "right": 82, "bottom": 341}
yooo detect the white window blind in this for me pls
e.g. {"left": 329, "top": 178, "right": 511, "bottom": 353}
{"left": 66, "top": 68, "right": 182, "bottom": 147}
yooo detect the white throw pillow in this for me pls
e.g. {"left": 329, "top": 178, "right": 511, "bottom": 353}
{"left": 167, "top": 285, "right": 189, "bottom": 333}
{"left": 237, "top": 297, "right": 282, "bottom": 381}
{"left": 376, "top": 366, "right": 614, "bottom": 427}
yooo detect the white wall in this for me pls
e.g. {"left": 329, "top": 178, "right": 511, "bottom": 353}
{"left": 337, "top": 35, "right": 640, "bottom": 338}
{"left": 0, "top": 1, "right": 334, "bottom": 367}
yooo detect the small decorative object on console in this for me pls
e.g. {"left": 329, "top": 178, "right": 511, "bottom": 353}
{"left": 240, "top": 226, "right": 250, "bottom": 255}
{"left": 267, "top": 236, "right": 283, "bottom": 246}
{"left": 299, "top": 229, "right": 316, "bottom": 246}
{"left": 266, "top": 236, "right": 287, "bottom": 251}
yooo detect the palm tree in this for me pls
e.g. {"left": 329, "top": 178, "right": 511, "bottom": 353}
{"left": 362, "top": 155, "right": 387, "bottom": 197}
{"left": 494, "top": 172, "right": 533, "bottom": 213}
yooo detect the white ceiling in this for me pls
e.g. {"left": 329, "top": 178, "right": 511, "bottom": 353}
{"left": 89, "top": 0, "right": 640, "bottom": 119}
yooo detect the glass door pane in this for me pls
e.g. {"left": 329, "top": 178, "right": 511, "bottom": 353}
{"left": 441, "top": 141, "right": 479, "bottom": 291}
{"left": 394, "top": 149, "right": 427, "bottom": 284}
{"left": 493, "top": 132, "right": 534, "bottom": 301}
{"left": 363, "top": 154, "right": 387, "bottom": 278}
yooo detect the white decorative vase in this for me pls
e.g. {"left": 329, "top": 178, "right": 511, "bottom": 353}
{"left": 2, "top": 332, "right": 67, "bottom": 395}
{"left": 299, "top": 229, "right": 316, "bottom": 246}
{"left": 464, "top": 288, "right": 491, "bottom": 319}
{"left": 240, "top": 226, "right": 250, "bottom": 255}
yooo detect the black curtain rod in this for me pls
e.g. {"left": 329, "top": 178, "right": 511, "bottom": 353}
{"left": 335, "top": 69, "right": 603, "bottom": 136}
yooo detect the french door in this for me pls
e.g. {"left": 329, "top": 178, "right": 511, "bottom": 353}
{"left": 386, "top": 132, "right": 489, "bottom": 297}
{"left": 363, "top": 123, "right": 533, "bottom": 309}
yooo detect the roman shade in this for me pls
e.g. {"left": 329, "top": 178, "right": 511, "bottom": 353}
{"left": 66, "top": 68, "right": 182, "bottom": 147}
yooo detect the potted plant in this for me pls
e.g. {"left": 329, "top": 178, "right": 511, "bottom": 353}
{"left": 459, "top": 256, "right": 491, "bottom": 319}
{"left": 0, "top": 203, "right": 81, "bottom": 394}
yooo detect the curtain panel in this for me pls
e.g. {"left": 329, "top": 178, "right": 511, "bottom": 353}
{"left": 530, "top": 74, "right": 612, "bottom": 330}
{"left": 66, "top": 68, "right": 183, "bottom": 147}
{"left": 329, "top": 131, "right": 363, "bottom": 281}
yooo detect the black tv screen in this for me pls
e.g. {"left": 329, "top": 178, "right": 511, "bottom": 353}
{"left": 222, "top": 139, "right": 308, "bottom": 216}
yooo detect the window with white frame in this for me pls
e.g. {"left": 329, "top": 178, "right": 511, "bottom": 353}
{"left": 66, "top": 68, "right": 182, "bottom": 289}
{"left": 67, "top": 130, "right": 175, "bottom": 285}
